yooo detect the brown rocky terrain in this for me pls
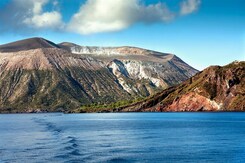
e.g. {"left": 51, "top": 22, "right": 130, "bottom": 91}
{"left": 0, "top": 37, "right": 198, "bottom": 113}
{"left": 0, "top": 37, "right": 60, "bottom": 52}
{"left": 120, "top": 61, "right": 245, "bottom": 112}
{"left": 60, "top": 42, "right": 198, "bottom": 91}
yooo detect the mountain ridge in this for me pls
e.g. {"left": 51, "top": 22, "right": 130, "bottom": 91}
{"left": 118, "top": 61, "right": 245, "bottom": 112}
{"left": 0, "top": 37, "right": 60, "bottom": 52}
{"left": 0, "top": 37, "right": 198, "bottom": 113}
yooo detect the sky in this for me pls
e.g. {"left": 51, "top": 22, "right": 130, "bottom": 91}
{"left": 0, "top": 0, "right": 244, "bottom": 70}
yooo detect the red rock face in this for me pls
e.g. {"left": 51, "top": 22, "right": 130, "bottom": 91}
{"left": 121, "top": 61, "right": 245, "bottom": 112}
{"left": 164, "top": 92, "right": 220, "bottom": 112}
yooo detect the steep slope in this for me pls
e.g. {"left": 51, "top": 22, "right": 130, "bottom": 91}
{"left": 60, "top": 42, "right": 198, "bottom": 92}
{"left": 0, "top": 47, "right": 138, "bottom": 112}
{"left": 120, "top": 61, "right": 245, "bottom": 112}
{"left": 0, "top": 37, "right": 60, "bottom": 52}
{"left": 0, "top": 38, "right": 198, "bottom": 113}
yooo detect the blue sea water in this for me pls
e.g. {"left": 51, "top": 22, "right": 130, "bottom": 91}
{"left": 0, "top": 113, "right": 245, "bottom": 163}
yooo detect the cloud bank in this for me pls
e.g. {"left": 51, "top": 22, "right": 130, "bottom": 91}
{"left": 0, "top": 0, "right": 201, "bottom": 35}
{"left": 67, "top": 0, "right": 175, "bottom": 34}
{"left": 0, "top": 0, "right": 63, "bottom": 32}
{"left": 22, "top": 0, "right": 63, "bottom": 29}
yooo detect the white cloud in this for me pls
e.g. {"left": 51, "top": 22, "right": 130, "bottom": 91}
{"left": 140, "top": 3, "right": 175, "bottom": 22}
{"left": 20, "top": 0, "right": 63, "bottom": 29}
{"left": 67, "top": 0, "right": 138, "bottom": 35}
{"left": 0, "top": 0, "right": 202, "bottom": 35}
{"left": 23, "top": 11, "right": 63, "bottom": 29}
{"left": 0, "top": 0, "right": 63, "bottom": 31}
{"left": 32, "top": 0, "right": 47, "bottom": 14}
{"left": 180, "top": 0, "right": 201, "bottom": 15}
{"left": 67, "top": 0, "right": 175, "bottom": 35}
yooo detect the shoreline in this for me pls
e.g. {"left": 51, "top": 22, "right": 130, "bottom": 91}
{"left": 1, "top": 111, "right": 245, "bottom": 114}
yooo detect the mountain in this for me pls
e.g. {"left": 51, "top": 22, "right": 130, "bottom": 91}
{"left": 60, "top": 42, "right": 198, "bottom": 89}
{"left": 0, "top": 37, "right": 197, "bottom": 113}
{"left": 119, "top": 61, "right": 245, "bottom": 112}
{"left": 0, "top": 37, "right": 60, "bottom": 52}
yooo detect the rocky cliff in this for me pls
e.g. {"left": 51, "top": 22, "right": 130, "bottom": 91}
{"left": 121, "top": 61, "right": 245, "bottom": 112}
{"left": 60, "top": 42, "right": 198, "bottom": 92}
{"left": 0, "top": 37, "right": 198, "bottom": 113}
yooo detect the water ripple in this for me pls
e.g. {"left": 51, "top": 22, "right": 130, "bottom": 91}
{"left": 2, "top": 113, "right": 245, "bottom": 162}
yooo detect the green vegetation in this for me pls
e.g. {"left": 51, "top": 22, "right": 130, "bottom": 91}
{"left": 0, "top": 67, "right": 160, "bottom": 113}
{"left": 73, "top": 97, "right": 146, "bottom": 113}
{"left": 203, "top": 82, "right": 216, "bottom": 99}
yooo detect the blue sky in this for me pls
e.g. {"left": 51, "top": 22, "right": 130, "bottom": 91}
{"left": 0, "top": 0, "right": 244, "bottom": 70}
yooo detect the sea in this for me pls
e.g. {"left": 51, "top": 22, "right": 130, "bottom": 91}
{"left": 0, "top": 113, "right": 245, "bottom": 163}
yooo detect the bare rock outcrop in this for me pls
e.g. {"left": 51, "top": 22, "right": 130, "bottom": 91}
{"left": 0, "top": 37, "right": 198, "bottom": 113}
{"left": 121, "top": 61, "right": 245, "bottom": 112}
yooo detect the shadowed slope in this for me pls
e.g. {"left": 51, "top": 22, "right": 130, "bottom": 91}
{"left": 0, "top": 48, "right": 134, "bottom": 112}
{"left": 0, "top": 37, "right": 60, "bottom": 52}
{"left": 0, "top": 38, "right": 199, "bottom": 113}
